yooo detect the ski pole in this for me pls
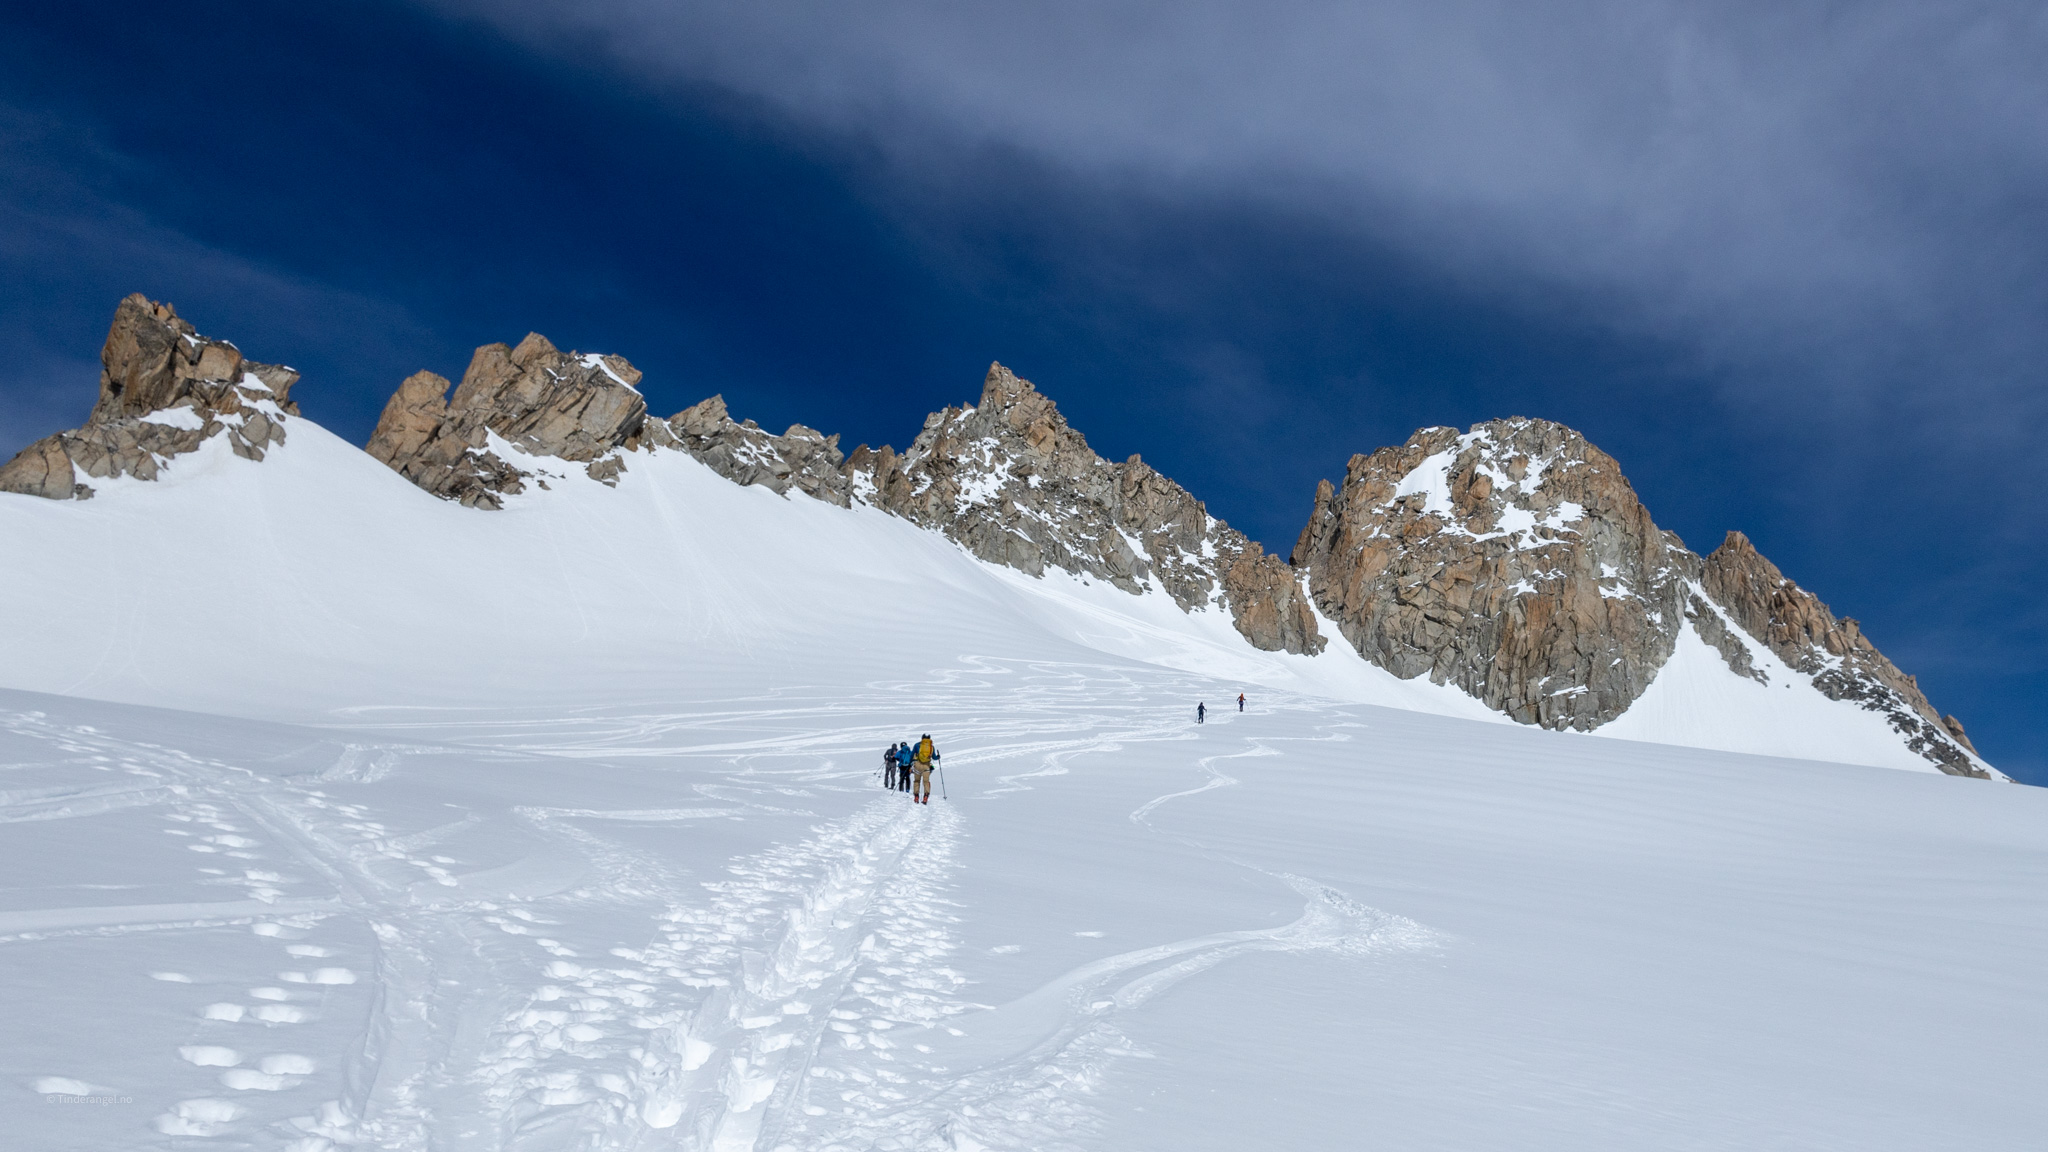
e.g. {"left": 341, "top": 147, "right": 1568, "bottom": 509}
{"left": 938, "top": 760, "right": 948, "bottom": 800}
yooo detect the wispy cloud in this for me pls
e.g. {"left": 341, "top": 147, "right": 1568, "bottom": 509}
{"left": 438, "top": 1, "right": 2048, "bottom": 415}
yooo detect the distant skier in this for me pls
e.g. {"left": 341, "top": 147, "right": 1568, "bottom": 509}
{"left": 896, "top": 741, "right": 915, "bottom": 792}
{"left": 912, "top": 734, "right": 938, "bottom": 804}
{"left": 1238, "top": 693, "right": 1245, "bottom": 712}
{"left": 1197, "top": 702, "right": 1206, "bottom": 724}
{"left": 884, "top": 742, "right": 900, "bottom": 790}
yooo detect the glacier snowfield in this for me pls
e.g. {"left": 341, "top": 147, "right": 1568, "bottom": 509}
{"left": 4, "top": 420, "right": 2046, "bottom": 1149}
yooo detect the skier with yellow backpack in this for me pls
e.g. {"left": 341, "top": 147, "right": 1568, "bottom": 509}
{"left": 910, "top": 734, "right": 941, "bottom": 804}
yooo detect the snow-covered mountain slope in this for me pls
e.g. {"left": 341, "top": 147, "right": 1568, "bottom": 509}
{"left": 2, "top": 303, "right": 2042, "bottom": 1151}
{"left": 3, "top": 297, "right": 1997, "bottom": 776}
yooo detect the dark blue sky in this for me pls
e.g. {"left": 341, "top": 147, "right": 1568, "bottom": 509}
{"left": 2, "top": 1, "right": 2042, "bottom": 781}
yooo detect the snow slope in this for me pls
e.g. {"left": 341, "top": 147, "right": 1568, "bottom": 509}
{"left": 4, "top": 663, "right": 2044, "bottom": 1150}
{"left": 1595, "top": 602, "right": 1949, "bottom": 772}
{"left": 3, "top": 417, "right": 2043, "bottom": 1150}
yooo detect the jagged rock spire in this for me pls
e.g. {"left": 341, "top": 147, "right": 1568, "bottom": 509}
{"left": 654, "top": 395, "right": 852, "bottom": 507}
{"left": 0, "top": 294, "right": 298, "bottom": 501}
{"left": 850, "top": 362, "right": 1324, "bottom": 655}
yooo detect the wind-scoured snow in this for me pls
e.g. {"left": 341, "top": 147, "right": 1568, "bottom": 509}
{"left": 140, "top": 406, "right": 210, "bottom": 431}
{"left": 577, "top": 353, "right": 639, "bottom": 394}
{"left": 1, "top": 415, "right": 2043, "bottom": 1150}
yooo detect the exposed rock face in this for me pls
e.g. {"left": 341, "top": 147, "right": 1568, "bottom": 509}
{"left": 1701, "top": 531, "right": 1988, "bottom": 777}
{"left": 1292, "top": 417, "right": 1989, "bottom": 776}
{"left": 0, "top": 294, "right": 298, "bottom": 500}
{"left": 365, "top": 334, "right": 647, "bottom": 509}
{"left": 1292, "top": 418, "right": 1686, "bottom": 729}
{"left": 659, "top": 395, "right": 853, "bottom": 508}
{"left": 851, "top": 363, "right": 1323, "bottom": 654}
{"left": 369, "top": 336, "right": 859, "bottom": 510}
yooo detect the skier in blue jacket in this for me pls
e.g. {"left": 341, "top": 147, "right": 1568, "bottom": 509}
{"left": 895, "top": 741, "right": 915, "bottom": 792}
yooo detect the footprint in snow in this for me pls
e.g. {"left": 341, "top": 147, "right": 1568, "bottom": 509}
{"left": 154, "top": 1097, "right": 245, "bottom": 1136}
{"left": 178, "top": 1046, "right": 241, "bottom": 1067}
{"left": 220, "top": 1054, "right": 317, "bottom": 1091}
{"left": 34, "top": 1076, "right": 113, "bottom": 1096}
{"left": 245, "top": 987, "right": 313, "bottom": 1021}
{"left": 279, "top": 967, "right": 356, "bottom": 985}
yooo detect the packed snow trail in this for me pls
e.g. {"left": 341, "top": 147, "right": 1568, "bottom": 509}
{"left": 465, "top": 799, "right": 965, "bottom": 1151}
{"left": 354, "top": 659, "right": 1424, "bottom": 1151}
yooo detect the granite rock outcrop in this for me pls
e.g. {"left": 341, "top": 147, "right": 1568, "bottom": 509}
{"left": 1291, "top": 418, "right": 1686, "bottom": 729}
{"left": 365, "top": 334, "right": 647, "bottom": 509}
{"left": 369, "top": 334, "right": 860, "bottom": 510}
{"left": 0, "top": 294, "right": 298, "bottom": 500}
{"left": 656, "top": 395, "right": 853, "bottom": 508}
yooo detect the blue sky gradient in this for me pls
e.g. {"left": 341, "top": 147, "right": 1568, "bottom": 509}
{"left": 2, "top": 1, "right": 2041, "bottom": 779}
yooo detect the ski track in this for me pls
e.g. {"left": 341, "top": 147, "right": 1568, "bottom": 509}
{"left": 0, "top": 659, "right": 1434, "bottom": 1150}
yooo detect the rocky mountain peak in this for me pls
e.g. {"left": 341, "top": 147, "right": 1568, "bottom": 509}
{"left": 1292, "top": 417, "right": 1991, "bottom": 776}
{"left": 854, "top": 362, "right": 1324, "bottom": 654}
{"left": 1293, "top": 416, "right": 1685, "bottom": 730}
{"left": 366, "top": 334, "right": 648, "bottom": 508}
{"left": 973, "top": 362, "right": 1098, "bottom": 477}
{"left": 0, "top": 294, "right": 298, "bottom": 501}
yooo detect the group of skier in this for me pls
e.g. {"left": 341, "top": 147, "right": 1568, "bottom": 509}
{"left": 882, "top": 734, "right": 942, "bottom": 803}
{"left": 882, "top": 694, "right": 1240, "bottom": 798}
